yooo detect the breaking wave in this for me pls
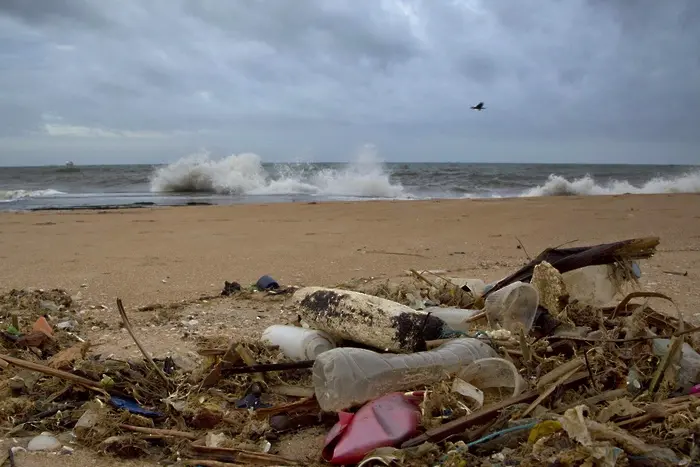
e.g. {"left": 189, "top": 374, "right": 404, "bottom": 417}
{"left": 522, "top": 171, "right": 700, "bottom": 197}
{"left": 149, "top": 145, "right": 407, "bottom": 199}
{"left": 0, "top": 189, "right": 65, "bottom": 202}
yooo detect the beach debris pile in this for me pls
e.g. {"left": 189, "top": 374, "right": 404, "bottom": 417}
{"left": 2, "top": 236, "right": 700, "bottom": 466}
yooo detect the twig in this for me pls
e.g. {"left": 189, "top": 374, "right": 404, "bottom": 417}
{"left": 8, "top": 448, "right": 15, "bottom": 467}
{"left": 518, "top": 365, "right": 581, "bottom": 419}
{"left": 221, "top": 360, "right": 314, "bottom": 374}
{"left": 116, "top": 298, "right": 171, "bottom": 389}
{"left": 180, "top": 460, "right": 235, "bottom": 467}
{"left": 189, "top": 445, "right": 301, "bottom": 465}
{"left": 555, "top": 388, "right": 628, "bottom": 414}
{"left": 519, "top": 329, "right": 531, "bottom": 364}
{"left": 550, "top": 324, "right": 700, "bottom": 344}
{"left": 0, "top": 353, "right": 105, "bottom": 393}
{"left": 409, "top": 268, "right": 440, "bottom": 289}
{"left": 537, "top": 357, "right": 584, "bottom": 390}
{"left": 662, "top": 270, "right": 688, "bottom": 277}
{"left": 612, "top": 291, "right": 675, "bottom": 319}
{"left": 235, "top": 344, "right": 266, "bottom": 384}
{"left": 366, "top": 249, "right": 428, "bottom": 258}
{"left": 118, "top": 424, "right": 199, "bottom": 440}
{"left": 515, "top": 236, "right": 532, "bottom": 260}
{"left": 582, "top": 347, "right": 598, "bottom": 392}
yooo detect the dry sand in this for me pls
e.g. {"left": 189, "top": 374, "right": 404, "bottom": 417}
{"left": 1, "top": 193, "right": 700, "bottom": 465}
{"left": 1, "top": 194, "right": 699, "bottom": 308}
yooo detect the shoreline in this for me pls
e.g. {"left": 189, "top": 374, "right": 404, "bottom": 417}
{"left": 1, "top": 192, "right": 699, "bottom": 314}
{"left": 2, "top": 190, "right": 698, "bottom": 213}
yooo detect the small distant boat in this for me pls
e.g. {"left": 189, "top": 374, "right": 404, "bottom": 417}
{"left": 57, "top": 161, "right": 80, "bottom": 172}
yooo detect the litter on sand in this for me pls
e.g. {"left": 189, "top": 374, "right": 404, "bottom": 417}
{"left": 3, "top": 236, "right": 700, "bottom": 466}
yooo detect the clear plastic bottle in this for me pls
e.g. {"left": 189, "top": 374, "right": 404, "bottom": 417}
{"left": 312, "top": 338, "right": 498, "bottom": 412}
{"left": 484, "top": 282, "right": 539, "bottom": 334}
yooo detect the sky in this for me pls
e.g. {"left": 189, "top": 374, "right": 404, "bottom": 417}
{"left": 0, "top": 0, "right": 698, "bottom": 166}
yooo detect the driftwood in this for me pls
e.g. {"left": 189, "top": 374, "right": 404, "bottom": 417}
{"left": 483, "top": 237, "right": 659, "bottom": 299}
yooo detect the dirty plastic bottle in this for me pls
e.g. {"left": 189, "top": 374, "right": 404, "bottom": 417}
{"left": 312, "top": 338, "right": 498, "bottom": 412}
{"left": 652, "top": 338, "right": 700, "bottom": 391}
{"left": 424, "top": 307, "right": 481, "bottom": 333}
{"left": 484, "top": 282, "right": 539, "bottom": 334}
{"left": 261, "top": 325, "right": 336, "bottom": 362}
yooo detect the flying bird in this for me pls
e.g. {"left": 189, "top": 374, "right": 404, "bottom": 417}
{"left": 470, "top": 102, "right": 485, "bottom": 111}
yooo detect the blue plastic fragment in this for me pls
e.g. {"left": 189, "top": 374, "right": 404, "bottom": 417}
{"left": 109, "top": 396, "right": 163, "bottom": 418}
{"left": 235, "top": 393, "right": 272, "bottom": 410}
{"left": 631, "top": 262, "right": 642, "bottom": 278}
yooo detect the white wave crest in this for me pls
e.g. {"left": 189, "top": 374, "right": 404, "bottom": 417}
{"left": 150, "top": 145, "right": 406, "bottom": 199}
{"left": 0, "top": 189, "right": 65, "bottom": 202}
{"left": 522, "top": 171, "right": 700, "bottom": 197}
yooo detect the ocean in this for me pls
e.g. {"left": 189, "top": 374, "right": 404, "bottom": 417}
{"left": 1, "top": 152, "right": 699, "bottom": 211}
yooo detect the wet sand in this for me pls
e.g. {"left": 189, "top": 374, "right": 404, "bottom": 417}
{"left": 1, "top": 193, "right": 699, "bottom": 312}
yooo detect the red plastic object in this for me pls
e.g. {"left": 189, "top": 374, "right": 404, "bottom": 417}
{"left": 322, "top": 392, "right": 423, "bottom": 465}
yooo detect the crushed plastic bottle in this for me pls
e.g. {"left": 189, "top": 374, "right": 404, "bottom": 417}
{"left": 652, "top": 338, "right": 700, "bottom": 391}
{"left": 312, "top": 338, "right": 498, "bottom": 412}
{"left": 484, "top": 282, "right": 539, "bottom": 334}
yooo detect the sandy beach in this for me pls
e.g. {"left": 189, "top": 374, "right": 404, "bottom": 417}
{"left": 2, "top": 193, "right": 700, "bottom": 466}
{"left": 1, "top": 193, "right": 699, "bottom": 310}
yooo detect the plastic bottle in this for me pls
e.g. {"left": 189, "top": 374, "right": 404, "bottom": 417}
{"left": 484, "top": 282, "right": 539, "bottom": 334}
{"left": 424, "top": 307, "right": 481, "bottom": 333}
{"left": 261, "top": 325, "right": 336, "bottom": 361}
{"left": 312, "top": 338, "right": 498, "bottom": 412}
{"left": 652, "top": 338, "right": 700, "bottom": 391}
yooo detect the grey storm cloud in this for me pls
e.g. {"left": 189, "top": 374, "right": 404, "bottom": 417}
{"left": 0, "top": 0, "right": 698, "bottom": 164}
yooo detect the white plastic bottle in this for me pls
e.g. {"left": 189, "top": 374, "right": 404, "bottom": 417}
{"left": 312, "top": 338, "right": 497, "bottom": 412}
{"left": 261, "top": 325, "right": 336, "bottom": 361}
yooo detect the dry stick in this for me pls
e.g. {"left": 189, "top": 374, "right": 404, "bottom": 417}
{"left": 190, "top": 445, "right": 301, "bottom": 466}
{"left": 611, "top": 291, "right": 675, "bottom": 319}
{"left": 221, "top": 360, "right": 314, "bottom": 374}
{"left": 180, "top": 460, "right": 241, "bottom": 467}
{"left": 235, "top": 344, "right": 266, "bottom": 384}
{"left": 662, "top": 270, "right": 688, "bottom": 277}
{"left": 555, "top": 388, "right": 628, "bottom": 414}
{"left": 518, "top": 365, "right": 581, "bottom": 420}
{"left": 550, "top": 324, "right": 700, "bottom": 344}
{"left": 409, "top": 268, "right": 440, "bottom": 289}
{"left": 617, "top": 397, "right": 700, "bottom": 428}
{"left": 116, "top": 298, "right": 171, "bottom": 389}
{"left": 515, "top": 236, "right": 532, "bottom": 260}
{"left": 0, "top": 353, "right": 105, "bottom": 393}
{"left": 118, "top": 424, "right": 199, "bottom": 440}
